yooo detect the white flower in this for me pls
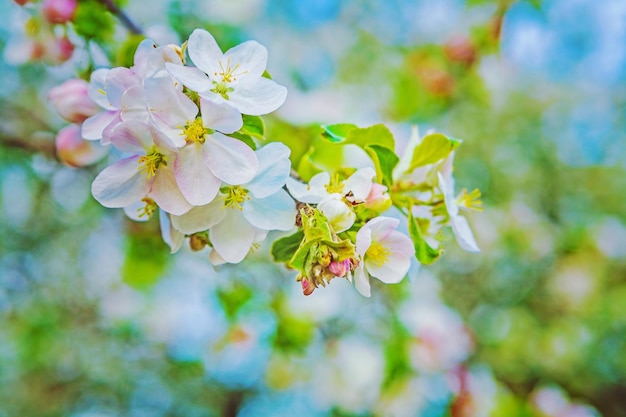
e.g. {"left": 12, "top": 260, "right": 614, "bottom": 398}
{"left": 91, "top": 121, "right": 192, "bottom": 216}
{"left": 353, "top": 217, "right": 414, "bottom": 297}
{"left": 287, "top": 166, "right": 376, "bottom": 232}
{"left": 171, "top": 142, "right": 295, "bottom": 263}
{"left": 166, "top": 29, "right": 287, "bottom": 117}
{"left": 437, "top": 172, "right": 480, "bottom": 253}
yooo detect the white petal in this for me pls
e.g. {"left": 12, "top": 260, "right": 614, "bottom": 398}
{"left": 123, "top": 199, "right": 150, "bottom": 222}
{"left": 166, "top": 63, "right": 212, "bottom": 94}
{"left": 318, "top": 196, "right": 355, "bottom": 233}
{"left": 285, "top": 177, "right": 321, "bottom": 204}
{"left": 203, "top": 133, "right": 258, "bottom": 185}
{"left": 450, "top": 214, "right": 480, "bottom": 253}
{"left": 224, "top": 40, "right": 267, "bottom": 80}
{"left": 81, "top": 111, "right": 118, "bottom": 141}
{"left": 200, "top": 99, "right": 242, "bottom": 134}
{"left": 145, "top": 77, "right": 198, "bottom": 128}
{"left": 108, "top": 121, "right": 154, "bottom": 152}
{"left": 171, "top": 196, "right": 226, "bottom": 234}
{"left": 149, "top": 167, "right": 193, "bottom": 216}
{"left": 381, "top": 231, "right": 415, "bottom": 258}
{"left": 438, "top": 172, "right": 459, "bottom": 217}
{"left": 92, "top": 156, "right": 149, "bottom": 208}
{"left": 247, "top": 142, "right": 291, "bottom": 198}
{"left": 243, "top": 190, "right": 295, "bottom": 231}
{"left": 210, "top": 209, "right": 256, "bottom": 263}
{"left": 365, "top": 216, "right": 399, "bottom": 242}
{"left": 187, "top": 28, "right": 223, "bottom": 77}
{"left": 105, "top": 67, "right": 142, "bottom": 108}
{"left": 159, "top": 210, "right": 185, "bottom": 253}
{"left": 87, "top": 68, "right": 112, "bottom": 109}
{"left": 174, "top": 144, "right": 221, "bottom": 206}
{"left": 344, "top": 166, "right": 376, "bottom": 201}
{"left": 229, "top": 77, "right": 287, "bottom": 115}
{"left": 355, "top": 226, "right": 372, "bottom": 257}
{"left": 365, "top": 250, "right": 410, "bottom": 284}
{"left": 353, "top": 266, "right": 371, "bottom": 297}
{"left": 120, "top": 84, "right": 149, "bottom": 123}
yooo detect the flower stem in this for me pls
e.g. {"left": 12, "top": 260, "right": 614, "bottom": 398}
{"left": 96, "top": 0, "right": 143, "bottom": 35}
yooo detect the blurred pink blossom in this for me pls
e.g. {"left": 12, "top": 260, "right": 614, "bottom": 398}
{"left": 42, "top": 0, "right": 77, "bottom": 24}
{"left": 48, "top": 79, "right": 100, "bottom": 124}
{"left": 55, "top": 124, "right": 108, "bottom": 167}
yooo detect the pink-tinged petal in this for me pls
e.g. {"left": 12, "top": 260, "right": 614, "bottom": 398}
{"left": 243, "top": 189, "right": 295, "bottom": 231}
{"left": 120, "top": 84, "right": 149, "bottom": 122}
{"left": 210, "top": 209, "right": 256, "bottom": 263}
{"left": 87, "top": 68, "right": 111, "bottom": 109}
{"left": 355, "top": 226, "right": 372, "bottom": 257}
{"left": 145, "top": 77, "right": 198, "bottom": 128}
{"left": 105, "top": 67, "right": 142, "bottom": 108}
{"left": 365, "top": 216, "right": 399, "bottom": 242}
{"left": 56, "top": 124, "right": 108, "bottom": 167}
{"left": 285, "top": 177, "right": 320, "bottom": 204}
{"left": 92, "top": 156, "right": 150, "bottom": 208}
{"left": 187, "top": 28, "right": 223, "bottom": 77}
{"left": 131, "top": 39, "right": 157, "bottom": 75}
{"left": 344, "top": 166, "right": 376, "bottom": 202}
{"left": 247, "top": 142, "right": 291, "bottom": 198}
{"left": 174, "top": 144, "right": 221, "bottom": 206}
{"left": 319, "top": 196, "right": 355, "bottom": 233}
{"left": 159, "top": 210, "right": 185, "bottom": 253}
{"left": 365, "top": 250, "right": 410, "bottom": 284}
{"left": 381, "top": 231, "right": 415, "bottom": 258}
{"left": 224, "top": 40, "right": 267, "bottom": 80}
{"left": 101, "top": 114, "right": 123, "bottom": 145}
{"left": 108, "top": 121, "right": 154, "bottom": 152}
{"left": 450, "top": 214, "right": 480, "bottom": 253}
{"left": 200, "top": 99, "right": 242, "bottom": 134}
{"left": 171, "top": 196, "right": 226, "bottom": 234}
{"left": 149, "top": 124, "right": 179, "bottom": 154}
{"left": 149, "top": 167, "right": 192, "bottom": 216}
{"left": 166, "top": 63, "right": 212, "bottom": 93}
{"left": 81, "top": 110, "right": 118, "bottom": 141}
{"left": 203, "top": 133, "right": 258, "bottom": 185}
{"left": 353, "top": 266, "right": 371, "bottom": 297}
{"left": 229, "top": 77, "right": 287, "bottom": 115}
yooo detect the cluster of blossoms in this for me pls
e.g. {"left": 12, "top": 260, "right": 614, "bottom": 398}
{"left": 48, "top": 28, "right": 482, "bottom": 297}
{"left": 9, "top": 0, "right": 77, "bottom": 65}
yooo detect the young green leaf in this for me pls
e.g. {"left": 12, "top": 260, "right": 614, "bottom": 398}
{"left": 365, "top": 144, "right": 400, "bottom": 188}
{"left": 320, "top": 123, "right": 358, "bottom": 143}
{"left": 407, "top": 210, "right": 442, "bottom": 265}
{"left": 409, "top": 133, "right": 462, "bottom": 170}
{"left": 271, "top": 230, "right": 305, "bottom": 263}
{"left": 240, "top": 115, "right": 265, "bottom": 140}
{"left": 345, "top": 124, "right": 395, "bottom": 150}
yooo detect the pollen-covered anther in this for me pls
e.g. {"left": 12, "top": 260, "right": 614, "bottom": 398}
{"left": 457, "top": 188, "right": 483, "bottom": 212}
{"left": 365, "top": 242, "right": 391, "bottom": 268}
{"left": 137, "top": 147, "right": 167, "bottom": 177}
{"left": 182, "top": 118, "right": 208, "bottom": 144}
{"left": 223, "top": 185, "right": 250, "bottom": 210}
{"left": 137, "top": 197, "right": 157, "bottom": 218}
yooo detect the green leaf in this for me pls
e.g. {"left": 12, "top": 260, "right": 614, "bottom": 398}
{"left": 73, "top": 0, "right": 115, "bottom": 43}
{"left": 407, "top": 211, "right": 442, "bottom": 265}
{"left": 296, "top": 146, "right": 323, "bottom": 181}
{"left": 365, "top": 144, "right": 400, "bottom": 188}
{"left": 409, "top": 133, "right": 462, "bottom": 170}
{"left": 320, "top": 123, "right": 358, "bottom": 143}
{"left": 345, "top": 124, "right": 395, "bottom": 150}
{"left": 271, "top": 230, "right": 304, "bottom": 263}
{"left": 240, "top": 115, "right": 265, "bottom": 140}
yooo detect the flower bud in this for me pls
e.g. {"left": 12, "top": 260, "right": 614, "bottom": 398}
{"left": 48, "top": 79, "right": 99, "bottom": 123}
{"left": 318, "top": 195, "right": 355, "bottom": 233}
{"left": 42, "top": 0, "right": 77, "bottom": 24}
{"left": 328, "top": 259, "right": 350, "bottom": 278}
{"left": 301, "top": 277, "right": 315, "bottom": 296}
{"left": 364, "top": 183, "right": 392, "bottom": 212}
{"left": 52, "top": 35, "right": 75, "bottom": 63}
{"left": 55, "top": 124, "right": 108, "bottom": 167}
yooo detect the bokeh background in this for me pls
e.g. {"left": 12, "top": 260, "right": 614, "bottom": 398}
{"left": 1, "top": 0, "right": 625, "bottom": 416}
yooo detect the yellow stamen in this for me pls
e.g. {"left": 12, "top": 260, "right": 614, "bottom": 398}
{"left": 457, "top": 188, "right": 483, "bottom": 212}
{"left": 182, "top": 118, "right": 208, "bottom": 144}
{"left": 366, "top": 242, "right": 391, "bottom": 267}
{"left": 137, "top": 146, "right": 167, "bottom": 177}
{"left": 324, "top": 173, "right": 344, "bottom": 194}
{"left": 223, "top": 185, "right": 250, "bottom": 210}
{"left": 137, "top": 197, "right": 157, "bottom": 218}
{"left": 210, "top": 57, "right": 247, "bottom": 99}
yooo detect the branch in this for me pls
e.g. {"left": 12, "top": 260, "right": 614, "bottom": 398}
{"left": 96, "top": 0, "right": 143, "bottom": 35}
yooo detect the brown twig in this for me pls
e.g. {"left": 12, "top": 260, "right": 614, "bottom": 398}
{"left": 96, "top": 0, "right": 143, "bottom": 35}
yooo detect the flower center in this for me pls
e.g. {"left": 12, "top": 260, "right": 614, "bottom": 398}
{"left": 325, "top": 173, "right": 344, "bottom": 194}
{"left": 182, "top": 117, "right": 209, "bottom": 144}
{"left": 457, "top": 188, "right": 482, "bottom": 212}
{"left": 222, "top": 185, "right": 250, "bottom": 210}
{"left": 365, "top": 242, "right": 391, "bottom": 267}
{"left": 137, "top": 146, "right": 167, "bottom": 177}
{"left": 210, "top": 58, "right": 247, "bottom": 100}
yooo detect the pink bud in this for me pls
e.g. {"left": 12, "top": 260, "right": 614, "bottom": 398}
{"left": 52, "top": 36, "right": 75, "bottom": 63}
{"left": 13, "top": 0, "right": 32, "bottom": 5}
{"left": 364, "top": 183, "right": 391, "bottom": 211}
{"left": 301, "top": 278, "right": 315, "bottom": 296}
{"left": 48, "top": 79, "right": 99, "bottom": 123}
{"left": 328, "top": 259, "right": 350, "bottom": 278}
{"left": 42, "top": 0, "right": 77, "bottom": 24}
{"left": 56, "top": 124, "right": 108, "bottom": 167}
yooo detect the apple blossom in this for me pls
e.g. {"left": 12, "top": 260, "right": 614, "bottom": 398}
{"left": 166, "top": 28, "right": 287, "bottom": 117}
{"left": 437, "top": 172, "right": 481, "bottom": 253}
{"left": 171, "top": 142, "right": 295, "bottom": 264}
{"left": 48, "top": 79, "right": 100, "bottom": 124}
{"left": 55, "top": 124, "right": 108, "bottom": 167}
{"left": 353, "top": 217, "right": 414, "bottom": 297}
{"left": 91, "top": 121, "right": 193, "bottom": 216}
{"left": 42, "top": 0, "right": 77, "bottom": 24}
